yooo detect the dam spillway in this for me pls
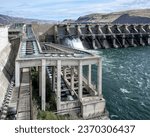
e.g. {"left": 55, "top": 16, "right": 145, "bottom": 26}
{"left": 52, "top": 24, "right": 150, "bottom": 49}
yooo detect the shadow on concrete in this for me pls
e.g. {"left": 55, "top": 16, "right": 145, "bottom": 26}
{"left": 2, "top": 38, "right": 20, "bottom": 82}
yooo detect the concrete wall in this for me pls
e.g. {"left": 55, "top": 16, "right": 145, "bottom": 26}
{"left": 0, "top": 26, "right": 10, "bottom": 107}
{"left": 81, "top": 97, "right": 106, "bottom": 119}
{"left": 0, "top": 26, "right": 9, "bottom": 52}
{"left": 0, "top": 26, "right": 20, "bottom": 107}
{"left": 0, "top": 45, "right": 10, "bottom": 107}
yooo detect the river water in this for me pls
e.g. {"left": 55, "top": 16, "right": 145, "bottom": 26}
{"left": 89, "top": 46, "right": 150, "bottom": 120}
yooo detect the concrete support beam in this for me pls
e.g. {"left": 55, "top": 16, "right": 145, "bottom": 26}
{"left": 78, "top": 60, "right": 83, "bottom": 100}
{"left": 112, "top": 35, "right": 118, "bottom": 48}
{"left": 41, "top": 59, "right": 46, "bottom": 111}
{"left": 131, "top": 38, "right": 134, "bottom": 45}
{"left": 63, "top": 67, "right": 67, "bottom": 80}
{"left": 88, "top": 64, "right": 91, "bottom": 87}
{"left": 125, "top": 25, "right": 130, "bottom": 33}
{"left": 97, "top": 59, "right": 102, "bottom": 96}
{"left": 140, "top": 34, "right": 144, "bottom": 46}
{"left": 87, "top": 25, "right": 93, "bottom": 34}
{"left": 57, "top": 60, "right": 61, "bottom": 111}
{"left": 76, "top": 25, "right": 82, "bottom": 36}
{"left": 108, "top": 27, "right": 113, "bottom": 34}
{"left": 122, "top": 34, "right": 126, "bottom": 46}
{"left": 148, "top": 37, "right": 150, "bottom": 44}
{"left": 116, "top": 26, "right": 122, "bottom": 33}
{"left": 141, "top": 25, "right": 146, "bottom": 33}
{"left": 71, "top": 67, "right": 74, "bottom": 95}
{"left": 52, "top": 66, "right": 56, "bottom": 92}
{"left": 113, "top": 38, "right": 116, "bottom": 48}
{"left": 133, "top": 25, "right": 138, "bottom": 33}
{"left": 92, "top": 35, "right": 97, "bottom": 49}
{"left": 96, "top": 25, "right": 103, "bottom": 34}
{"left": 36, "top": 66, "right": 38, "bottom": 72}
{"left": 130, "top": 34, "right": 135, "bottom": 46}
{"left": 15, "top": 61, "right": 20, "bottom": 87}
{"left": 66, "top": 25, "right": 70, "bottom": 35}
{"left": 54, "top": 25, "right": 60, "bottom": 44}
{"left": 39, "top": 66, "right": 42, "bottom": 96}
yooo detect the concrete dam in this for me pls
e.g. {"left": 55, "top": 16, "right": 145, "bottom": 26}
{"left": 0, "top": 25, "right": 20, "bottom": 119}
{"left": 1, "top": 22, "right": 150, "bottom": 120}
{"left": 49, "top": 24, "right": 150, "bottom": 49}
{"left": 0, "top": 23, "right": 108, "bottom": 120}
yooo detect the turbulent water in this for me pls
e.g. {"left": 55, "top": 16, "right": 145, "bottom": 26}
{"left": 66, "top": 38, "right": 150, "bottom": 119}
{"left": 89, "top": 46, "right": 150, "bottom": 120}
{"left": 64, "top": 38, "right": 84, "bottom": 50}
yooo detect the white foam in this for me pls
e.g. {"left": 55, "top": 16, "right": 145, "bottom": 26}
{"left": 125, "top": 97, "right": 136, "bottom": 102}
{"left": 110, "top": 115, "right": 119, "bottom": 119}
{"left": 120, "top": 88, "right": 130, "bottom": 93}
{"left": 64, "top": 38, "right": 84, "bottom": 50}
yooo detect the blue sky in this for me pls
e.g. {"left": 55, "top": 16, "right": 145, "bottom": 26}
{"left": 0, "top": 0, "right": 150, "bottom": 20}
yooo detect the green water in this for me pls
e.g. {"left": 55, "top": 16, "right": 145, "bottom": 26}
{"left": 89, "top": 46, "right": 150, "bottom": 120}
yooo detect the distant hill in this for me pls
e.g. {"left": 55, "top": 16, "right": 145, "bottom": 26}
{"left": 0, "top": 14, "right": 57, "bottom": 25}
{"left": 1, "top": 9, "right": 150, "bottom": 25}
{"left": 76, "top": 9, "right": 150, "bottom": 24}
{"left": 62, "top": 19, "right": 76, "bottom": 23}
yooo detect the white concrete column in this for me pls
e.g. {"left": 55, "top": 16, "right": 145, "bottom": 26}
{"left": 78, "top": 61, "right": 83, "bottom": 100}
{"left": 66, "top": 25, "right": 70, "bottom": 35}
{"left": 140, "top": 34, "right": 144, "bottom": 46}
{"left": 92, "top": 35, "right": 97, "bottom": 49}
{"left": 148, "top": 37, "right": 150, "bottom": 45}
{"left": 39, "top": 66, "right": 42, "bottom": 96}
{"left": 97, "top": 59, "right": 102, "bottom": 96}
{"left": 71, "top": 67, "right": 74, "bottom": 95}
{"left": 76, "top": 25, "right": 82, "bottom": 36}
{"left": 122, "top": 34, "right": 125, "bottom": 46}
{"left": 54, "top": 25, "right": 59, "bottom": 43}
{"left": 63, "top": 67, "right": 67, "bottom": 80}
{"left": 57, "top": 60, "right": 61, "bottom": 111}
{"left": 41, "top": 59, "right": 46, "bottom": 111}
{"left": 36, "top": 66, "right": 38, "bottom": 71}
{"left": 88, "top": 64, "right": 91, "bottom": 87}
{"left": 113, "top": 36, "right": 117, "bottom": 48}
{"left": 131, "top": 34, "right": 134, "bottom": 46}
{"left": 52, "top": 66, "right": 56, "bottom": 92}
{"left": 15, "top": 61, "right": 20, "bottom": 87}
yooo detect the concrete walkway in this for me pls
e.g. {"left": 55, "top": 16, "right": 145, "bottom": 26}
{"left": 17, "top": 70, "right": 31, "bottom": 120}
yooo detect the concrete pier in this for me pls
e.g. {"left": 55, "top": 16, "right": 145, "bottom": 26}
{"left": 15, "top": 62, "right": 20, "bottom": 87}
{"left": 88, "top": 64, "right": 91, "bottom": 87}
{"left": 56, "top": 60, "right": 61, "bottom": 111}
{"left": 41, "top": 59, "right": 46, "bottom": 111}
{"left": 78, "top": 60, "right": 83, "bottom": 100}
